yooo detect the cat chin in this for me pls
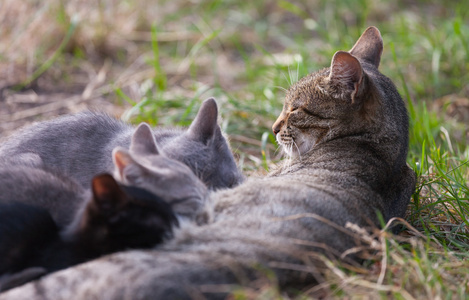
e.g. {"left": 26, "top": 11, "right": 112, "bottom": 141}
{"left": 281, "top": 138, "right": 315, "bottom": 159}
{"left": 281, "top": 144, "right": 307, "bottom": 159}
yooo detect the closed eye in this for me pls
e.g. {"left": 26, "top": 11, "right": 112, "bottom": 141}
{"left": 301, "top": 107, "right": 319, "bottom": 117}
{"left": 301, "top": 107, "right": 333, "bottom": 120}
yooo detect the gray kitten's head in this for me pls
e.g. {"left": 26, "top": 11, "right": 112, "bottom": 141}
{"left": 160, "top": 98, "right": 244, "bottom": 190}
{"left": 112, "top": 124, "right": 209, "bottom": 221}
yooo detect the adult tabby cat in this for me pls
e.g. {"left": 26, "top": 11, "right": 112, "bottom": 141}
{"left": 0, "top": 27, "right": 416, "bottom": 299}
{"left": 0, "top": 98, "right": 243, "bottom": 191}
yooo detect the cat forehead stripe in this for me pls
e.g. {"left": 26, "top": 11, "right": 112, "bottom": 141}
{"left": 289, "top": 71, "right": 328, "bottom": 96}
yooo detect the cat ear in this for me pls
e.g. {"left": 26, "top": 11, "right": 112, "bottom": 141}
{"left": 187, "top": 97, "right": 219, "bottom": 144}
{"left": 91, "top": 174, "right": 128, "bottom": 215}
{"left": 349, "top": 26, "right": 383, "bottom": 68}
{"left": 112, "top": 147, "right": 146, "bottom": 185}
{"left": 329, "top": 51, "right": 364, "bottom": 103}
{"left": 130, "top": 123, "right": 160, "bottom": 156}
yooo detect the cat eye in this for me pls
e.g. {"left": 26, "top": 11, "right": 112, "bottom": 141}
{"left": 300, "top": 107, "right": 328, "bottom": 119}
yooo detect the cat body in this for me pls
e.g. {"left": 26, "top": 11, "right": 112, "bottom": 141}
{"left": 0, "top": 165, "right": 86, "bottom": 227}
{"left": 0, "top": 174, "right": 178, "bottom": 292}
{"left": 0, "top": 27, "right": 416, "bottom": 299}
{"left": 0, "top": 98, "right": 243, "bottom": 191}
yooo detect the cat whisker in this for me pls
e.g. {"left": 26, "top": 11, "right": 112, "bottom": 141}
{"left": 296, "top": 60, "right": 300, "bottom": 84}
{"left": 288, "top": 65, "right": 294, "bottom": 86}
{"left": 292, "top": 140, "right": 302, "bottom": 162}
{"left": 273, "top": 144, "right": 282, "bottom": 157}
{"left": 272, "top": 86, "right": 288, "bottom": 93}
{"left": 282, "top": 73, "right": 292, "bottom": 87}
{"left": 281, "top": 144, "right": 293, "bottom": 171}
{"left": 282, "top": 151, "right": 291, "bottom": 170}
{"left": 282, "top": 143, "right": 290, "bottom": 158}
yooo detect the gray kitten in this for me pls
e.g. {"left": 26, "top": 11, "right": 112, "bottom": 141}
{"left": 111, "top": 122, "right": 210, "bottom": 224}
{"left": 0, "top": 27, "right": 416, "bottom": 299}
{"left": 0, "top": 98, "right": 243, "bottom": 190}
{"left": 0, "top": 124, "right": 208, "bottom": 228}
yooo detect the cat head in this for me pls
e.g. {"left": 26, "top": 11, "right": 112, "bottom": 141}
{"left": 159, "top": 98, "right": 244, "bottom": 190}
{"left": 272, "top": 27, "right": 386, "bottom": 158}
{"left": 74, "top": 174, "right": 178, "bottom": 252}
{"left": 112, "top": 126, "right": 209, "bottom": 220}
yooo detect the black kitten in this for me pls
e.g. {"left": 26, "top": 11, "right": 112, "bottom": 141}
{"left": 0, "top": 174, "right": 178, "bottom": 292}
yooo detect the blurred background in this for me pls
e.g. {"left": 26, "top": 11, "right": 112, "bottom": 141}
{"left": 1, "top": 0, "right": 469, "bottom": 296}
{"left": 1, "top": 0, "right": 468, "bottom": 170}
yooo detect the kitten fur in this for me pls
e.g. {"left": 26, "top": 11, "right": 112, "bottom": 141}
{"left": 0, "top": 166, "right": 87, "bottom": 227}
{"left": 0, "top": 174, "right": 178, "bottom": 292}
{"left": 0, "top": 137, "right": 207, "bottom": 228}
{"left": 0, "top": 98, "right": 243, "bottom": 191}
{"left": 111, "top": 121, "right": 210, "bottom": 224}
{"left": 0, "top": 27, "right": 416, "bottom": 299}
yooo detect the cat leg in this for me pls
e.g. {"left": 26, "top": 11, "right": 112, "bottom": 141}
{"left": 384, "top": 164, "right": 416, "bottom": 233}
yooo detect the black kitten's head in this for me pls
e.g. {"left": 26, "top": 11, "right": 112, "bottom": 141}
{"left": 74, "top": 174, "right": 178, "bottom": 254}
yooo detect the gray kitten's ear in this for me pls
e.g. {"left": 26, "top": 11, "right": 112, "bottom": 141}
{"left": 329, "top": 51, "right": 364, "bottom": 103}
{"left": 130, "top": 123, "right": 159, "bottom": 156}
{"left": 188, "top": 97, "right": 219, "bottom": 144}
{"left": 112, "top": 147, "right": 145, "bottom": 185}
{"left": 349, "top": 26, "right": 383, "bottom": 68}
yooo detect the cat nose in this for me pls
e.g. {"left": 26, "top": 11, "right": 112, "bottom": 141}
{"left": 272, "top": 119, "right": 284, "bottom": 135}
{"left": 272, "top": 127, "right": 280, "bottom": 135}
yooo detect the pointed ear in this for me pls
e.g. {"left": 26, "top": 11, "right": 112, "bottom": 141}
{"left": 187, "top": 97, "right": 219, "bottom": 144}
{"left": 130, "top": 123, "right": 159, "bottom": 156}
{"left": 112, "top": 147, "right": 145, "bottom": 185}
{"left": 329, "top": 51, "right": 364, "bottom": 103}
{"left": 350, "top": 26, "right": 383, "bottom": 68}
{"left": 91, "top": 174, "right": 128, "bottom": 215}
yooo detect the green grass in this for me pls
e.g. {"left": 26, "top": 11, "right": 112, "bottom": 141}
{"left": 2, "top": 0, "right": 469, "bottom": 298}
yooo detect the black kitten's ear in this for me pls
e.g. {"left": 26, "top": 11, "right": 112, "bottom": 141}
{"left": 130, "top": 123, "right": 160, "bottom": 156}
{"left": 349, "top": 26, "right": 383, "bottom": 68}
{"left": 329, "top": 51, "right": 364, "bottom": 103}
{"left": 91, "top": 174, "right": 128, "bottom": 215}
{"left": 187, "top": 97, "right": 219, "bottom": 144}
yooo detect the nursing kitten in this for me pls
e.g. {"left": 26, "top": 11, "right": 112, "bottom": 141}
{"left": 0, "top": 174, "right": 177, "bottom": 292}
{"left": 0, "top": 27, "right": 416, "bottom": 299}
{"left": 112, "top": 127, "right": 210, "bottom": 224}
{"left": 0, "top": 125, "right": 208, "bottom": 227}
{"left": 0, "top": 98, "right": 243, "bottom": 190}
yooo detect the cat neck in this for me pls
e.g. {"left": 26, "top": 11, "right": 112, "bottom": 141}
{"left": 272, "top": 136, "right": 396, "bottom": 192}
